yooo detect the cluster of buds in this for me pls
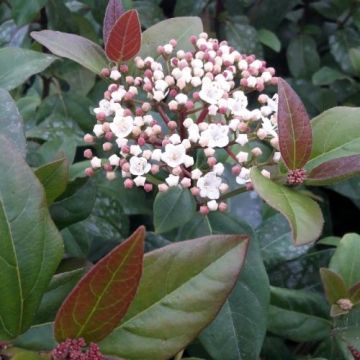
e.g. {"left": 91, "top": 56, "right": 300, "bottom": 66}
{"left": 51, "top": 338, "right": 104, "bottom": 360}
{"left": 84, "top": 32, "right": 281, "bottom": 212}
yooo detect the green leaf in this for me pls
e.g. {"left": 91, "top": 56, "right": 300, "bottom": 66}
{"left": 174, "top": 0, "right": 208, "bottom": 16}
{"left": 277, "top": 78, "right": 312, "bottom": 170}
{"left": 35, "top": 158, "right": 69, "bottom": 205}
{"left": 312, "top": 66, "right": 351, "bottom": 86}
{"left": 139, "top": 16, "right": 203, "bottom": 61}
{"left": 34, "top": 269, "right": 84, "bottom": 324}
{"left": 307, "top": 107, "right": 360, "bottom": 171}
{"left": 17, "top": 95, "right": 41, "bottom": 124}
{"left": 132, "top": 0, "right": 165, "bottom": 29}
{"left": 0, "top": 89, "right": 26, "bottom": 157}
{"left": 250, "top": 167, "right": 323, "bottom": 245}
{"left": 50, "top": 178, "right": 96, "bottom": 229}
{"left": 320, "top": 268, "right": 348, "bottom": 305}
{"left": 31, "top": 30, "right": 108, "bottom": 74}
{"left": 287, "top": 34, "right": 320, "bottom": 79}
{"left": 330, "top": 233, "right": 360, "bottom": 287}
{"left": 268, "top": 287, "right": 331, "bottom": 342}
{"left": 257, "top": 28, "right": 281, "bottom": 52}
{"left": 330, "top": 28, "right": 360, "bottom": 74}
{"left": 9, "top": 0, "right": 48, "bottom": 26}
{"left": 55, "top": 227, "right": 145, "bottom": 342}
{"left": 0, "top": 136, "right": 63, "bottom": 339}
{"left": 0, "top": 47, "right": 56, "bottom": 90}
{"left": 349, "top": 48, "right": 360, "bottom": 75}
{"left": 154, "top": 187, "right": 196, "bottom": 233}
{"left": 99, "top": 234, "right": 249, "bottom": 360}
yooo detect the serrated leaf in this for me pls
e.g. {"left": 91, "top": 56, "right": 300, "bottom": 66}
{"left": 0, "top": 47, "right": 56, "bottom": 90}
{"left": 105, "top": 9, "right": 141, "bottom": 62}
{"left": 320, "top": 268, "right": 348, "bottom": 305}
{"left": 330, "top": 233, "right": 360, "bottom": 288}
{"left": 306, "top": 155, "right": 360, "bottom": 186}
{"left": 154, "top": 187, "right": 196, "bottom": 233}
{"left": 31, "top": 30, "right": 108, "bottom": 74}
{"left": 277, "top": 78, "right": 312, "bottom": 170}
{"left": 99, "top": 234, "right": 249, "bottom": 360}
{"left": 307, "top": 107, "right": 360, "bottom": 170}
{"left": 250, "top": 167, "right": 323, "bottom": 245}
{"left": 0, "top": 89, "right": 26, "bottom": 157}
{"left": 35, "top": 158, "right": 69, "bottom": 205}
{"left": 103, "top": 0, "right": 125, "bottom": 45}
{"left": 0, "top": 136, "right": 63, "bottom": 339}
{"left": 54, "top": 226, "right": 145, "bottom": 342}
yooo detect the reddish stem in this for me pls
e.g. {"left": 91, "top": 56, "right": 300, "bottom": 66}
{"left": 179, "top": 110, "right": 186, "bottom": 140}
{"left": 157, "top": 104, "right": 170, "bottom": 124}
{"left": 196, "top": 107, "right": 209, "bottom": 124}
{"left": 226, "top": 148, "right": 238, "bottom": 162}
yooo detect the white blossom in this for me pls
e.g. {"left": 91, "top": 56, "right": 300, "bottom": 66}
{"left": 110, "top": 116, "right": 133, "bottom": 138}
{"left": 199, "top": 78, "right": 224, "bottom": 105}
{"left": 134, "top": 176, "right": 146, "bottom": 187}
{"left": 199, "top": 124, "right": 229, "bottom": 148}
{"left": 91, "top": 157, "right": 102, "bottom": 168}
{"left": 161, "top": 143, "right": 186, "bottom": 167}
{"left": 129, "top": 156, "right": 151, "bottom": 176}
{"left": 197, "top": 172, "right": 222, "bottom": 200}
{"left": 235, "top": 134, "right": 249, "bottom": 146}
{"left": 109, "top": 154, "right": 120, "bottom": 166}
{"left": 166, "top": 174, "right": 179, "bottom": 187}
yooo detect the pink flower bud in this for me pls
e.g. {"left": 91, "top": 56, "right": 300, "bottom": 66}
{"left": 240, "top": 78, "right": 248, "bottom": 87}
{"left": 246, "top": 182, "right": 254, "bottom": 191}
{"left": 144, "top": 183, "right": 153, "bottom": 192}
{"left": 251, "top": 147, "right": 263, "bottom": 157}
{"left": 100, "top": 68, "right": 110, "bottom": 77}
{"left": 104, "top": 91, "right": 111, "bottom": 100}
{"left": 232, "top": 165, "right": 241, "bottom": 176}
{"left": 104, "top": 131, "right": 113, "bottom": 141}
{"left": 108, "top": 84, "right": 118, "bottom": 92}
{"left": 157, "top": 45, "right": 164, "bottom": 55}
{"left": 207, "top": 156, "right": 217, "bottom": 167}
{"left": 158, "top": 183, "right": 169, "bottom": 192}
{"left": 126, "top": 76, "right": 134, "bottom": 84}
{"left": 142, "top": 102, "right": 151, "bottom": 112}
{"left": 185, "top": 100, "right": 194, "bottom": 110}
{"left": 84, "top": 134, "right": 94, "bottom": 143}
{"left": 169, "top": 89, "right": 178, "bottom": 98}
{"left": 84, "top": 149, "right": 93, "bottom": 159}
{"left": 121, "top": 145, "right": 130, "bottom": 154}
{"left": 102, "top": 142, "right": 112, "bottom": 151}
{"left": 168, "top": 121, "right": 177, "bottom": 130}
{"left": 219, "top": 202, "right": 228, "bottom": 212}
{"left": 144, "top": 69, "right": 153, "bottom": 78}
{"left": 137, "top": 137, "right": 146, "bottom": 146}
{"left": 96, "top": 112, "right": 106, "bottom": 122}
{"left": 190, "top": 35, "right": 197, "bottom": 45}
{"left": 271, "top": 77, "right": 279, "bottom": 85}
{"left": 170, "top": 39, "right": 177, "bottom": 47}
{"left": 124, "top": 109, "right": 132, "bottom": 116}
{"left": 135, "top": 107, "right": 144, "bottom": 116}
{"left": 122, "top": 162, "right": 130, "bottom": 172}
{"left": 180, "top": 177, "right": 191, "bottom": 188}
{"left": 192, "top": 92, "right": 200, "bottom": 101}
{"left": 102, "top": 122, "right": 110, "bottom": 132}
{"left": 103, "top": 163, "right": 112, "bottom": 172}
{"left": 191, "top": 187, "right": 200, "bottom": 196}
{"left": 106, "top": 171, "right": 116, "bottom": 181}
{"left": 119, "top": 64, "right": 128, "bottom": 73}
{"left": 199, "top": 205, "right": 209, "bottom": 215}
{"left": 85, "top": 167, "right": 95, "bottom": 177}
{"left": 124, "top": 179, "right": 134, "bottom": 189}
{"left": 151, "top": 164, "right": 160, "bottom": 174}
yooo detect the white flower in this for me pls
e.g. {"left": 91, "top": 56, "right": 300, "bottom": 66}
{"left": 91, "top": 156, "right": 102, "bottom": 168}
{"left": 161, "top": 143, "right": 186, "bottom": 167}
{"left": 110, "top": 116, "right": 133, "bottom": 138}
{"left": 154, "top": 80, "right": 168, "bottom": 92}
{"left": 228, "top": 91, "right": 248, "bottom": 116}
{"left": 130, "top": 145, "right": 142, "bottom": 156}
{"left": 235, "top": 134, "right": 249, "bottom": 146}
{"left": 188, "top": 123, "right": 200, "bottom": 143}
{"left": 191, "top": 168, "right": 203, "bottom": 180}
{"left": 213, "top": 163, "right": 225, "bottom": 175}
{"left": 109, "top": 154, "right": 120, "bottom": 166}
{"left": 236, "top": 151, "right": 249, "bottom": 163}
{"left": 116, "top": 138, "right": 128, "bottom": 148}
{"left": 153, "top": 90, "right": 166, "bottom": 102}
{"left": 229, "top": 118, "right": 240, "bottom": 131}
{"left": 199, "top": 124, "right": 229, "bottom": 148}
{"left": 129, "top": 156, "right": 151, "bottom": 176}
{"left": 207, "top": 200, "right": 219, "bottom": 211}
{"left": 197, "top": 172, "right": 222, "bottom": 200}
{"left": 134, "top": 175, "right": 146, "bottom": 187}
{"left": 261, "top": 117, "right": 278, "bottom": 138}
{"left": 175, "top": 93, "right": 188, "bottom": 104}
{"left": 93, "top": 124, "right": 104, "bottom": 137}
{"left": 94, "top": 99, "right": 112, "bottom": 117}
{"left": 236, "top": 167, "right": 251, "bottom": 185}
{"left": 151, "top": 149, "right": 162, "bottom": 162}
{"left": 166, "top": 174, "right": 179, "bottom": 187}
{"left": 184, "top": 155, "right": 195, "bottom": 167}
{"left": 163, "top": 44, "right": 173, "bottom": 54}
{"left": 169, "top": 134, "right": 181, "bottom": 144}
{"left": 110, "top": 69, "right": 121, "bottom": 81}
{"left": 111, "top": 88, "right": 126, "bottom": 101}
{"left": 199, "top": 78, "right": 224, "bottom": 105}
{"left": 208, "top": 104, "right": 218, "bottom": 115}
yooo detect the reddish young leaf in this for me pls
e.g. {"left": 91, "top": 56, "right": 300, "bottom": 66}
{"left": 277, "top": 78, "right": 312, "bottom": 170}
{"left": 105, "top": 9, "right": 141, "bottom": 62}
{"left": 320, "top": 268, "right": 348, "bottom": 305}
{"left": 103, "top": 0, "right": 125, "bottom": 46}
{"left": 54, "top": 226, "right": 145, "bottom": 343}
{"left": 306, "top": 155, "right": 360, "bottom": 186}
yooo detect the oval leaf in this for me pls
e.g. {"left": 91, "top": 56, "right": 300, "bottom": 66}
{"left": 320, "top": 268, "right": 348, "bottom": 305}
{"left": 154, "top": 187, "right": 196, "bottom": 233}
{"left": 306, "top": 155, "right": 360, "bottom": 186}
{"left": 250, "top": 167, "right": 323, "bottom": 245}
{"left": 0, "top": 47, "right": 56, "bottom": 90}
{"left": 103, "top": 0, "right": 125, "bottom": 45}
{"left": 31, "top": 30, "right": 108, "bottom": 74}
{"left": 0, "top": 136, "right": 63, "bottom": 339}
{"left": 105, "top": 9, "right": 141, "bottom": 62}
{"left": 99, "top": 234, "right": 249, "bottom": 360}
{"left": 277, "top": 78, "right": 312, "bottom": 170}
{"left": 54, "top": 226, "right": 145, "bottom": 342}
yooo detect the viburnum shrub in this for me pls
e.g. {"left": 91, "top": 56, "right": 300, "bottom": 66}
{"left": 1, "top": 0, "right": 360, "bottom": 359}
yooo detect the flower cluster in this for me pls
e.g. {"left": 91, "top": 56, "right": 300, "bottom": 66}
{"left": 51, "top": 338, "right": 104, "bottom": 360}
{"left": 84, "top": 32, "right": 281, "bottom": 212}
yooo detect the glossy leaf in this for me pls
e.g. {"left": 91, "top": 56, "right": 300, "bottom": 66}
{"left": 31, "top": 30, "right": 108, "bottom": 74}
{"left": 0, "top": 89, "right": 26, "bottom": 157}
{"left": 0, "top": 47, "right": 56, "bottom": 90}
{"left": 306, "top": 155, "right": 360, "bottom": 186}
{"left": 330, "top": 233, "right": 360, "bottom": 288}
{"left": 105, "top": 10, "right": 141, "bottom": 62}
{"left": 139, "top": 17, "right": 203, "bottom": 61}
{"left": 308, "top": 107, "right": 360, "bottom": 170}
{"left": 268, "top": 287, "right": 331, "bottom": 342}
{"left": 154, "top": 187, "right": 196, "bottom": 233}
{"left": 0, "top": 136, "right": 63, "bottom": 339}
{"left": 35, "top": 158, "right": 69, "bottom": 205}
{"left": 99, "top": 234, "right": 249, "bottom": 359}
{"left": 250, "top": 167, "right": 323, "bottom": 245}
{"left": 103, "top": 0, "right": 125, "bottom": 45}
{"left": 320, "top": 268, "right": 348, "bottom": 305}
{"left": 9, "top": 0, "right": 48, "bottom": 26}
{"left": 312, "top": 66, "right": 351, "bottom": 86}
{"left": 54, "top": 226, "right": 145, "bottom": 342}
{"left": 277, "top": 77, "right": 312, "bottom": 170}
{"left": 257, "top": 28, "right": 281, "bottom": 52}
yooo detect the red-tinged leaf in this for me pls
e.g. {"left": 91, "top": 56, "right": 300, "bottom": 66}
{"left": 105, "top": 9, "right": 141, "bottom": 62}
{"left": 306, "top": 155, "right": 360, "bottom": 186}
{"left": 320, "top": 268, "right": 348, "bottom": 305}
{"left": 54, "top": 226, "right": 145, "bottom": 343}
{"left": 103, "top": 0, "right": 125, "bottom": 45}
{"left": 277, "top": 78, "right": 312, "bottom": 170}
{"left": 349, "top": 282, "right": 360, "bottom": 304}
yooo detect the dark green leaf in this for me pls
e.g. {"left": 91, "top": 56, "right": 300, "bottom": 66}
{"left": 312, "top": 66, "right": 351, "bottom": 86}
{"left": 320, "top": 268, "right": 348, "bottom": 305}
{"left": 349, "top": 48, "right": 360, "bottom": 75}
{"left": 9, "top": 0, "right": 48, "bottom": 26}
{"left": 257, "top": 28, "right": 281, "bottom": 52}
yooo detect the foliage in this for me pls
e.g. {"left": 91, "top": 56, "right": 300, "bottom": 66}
{"left": 0, "top": 0, "right": 360, "bottom": 359}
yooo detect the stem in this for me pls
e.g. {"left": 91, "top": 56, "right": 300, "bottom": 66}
{"left": 219, "top": 186, "right": 248, "bottom": 201}
{"left": 179, "top": 110, "right": 186, "bottom": 140}
{"left": 226, "top": 148, "right": 238, "bottom": 162}
{"left": 157, "top": 104, "right": 171, "bottom": 124}
{"left": 186, "top": 105, "right": 205, "bottom": 115}
{"left": 196, "top": 107, "right": 209, "bottom": 124}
